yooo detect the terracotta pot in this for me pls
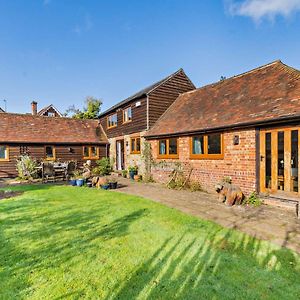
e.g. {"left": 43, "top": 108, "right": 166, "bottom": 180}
{"left": 134, "top": 175, "right": 141, "bottom": 181}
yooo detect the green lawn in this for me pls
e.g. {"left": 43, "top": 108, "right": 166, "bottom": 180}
{"left": 0, "top": 185, "right": 299, "bottom": 299}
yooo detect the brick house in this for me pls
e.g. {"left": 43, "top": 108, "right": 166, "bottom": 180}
{"left": 0, "top": 113, "right": 108, "bottom": 178}
{"left": 99, "top": 69, "right": 195, "bottom": 174}
{"left": 145, "top": 61, "right": 300, "bottom": 197}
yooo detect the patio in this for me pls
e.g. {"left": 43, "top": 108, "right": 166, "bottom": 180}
{"left": 114, "top": 177, "right": 300, "bottom": 253}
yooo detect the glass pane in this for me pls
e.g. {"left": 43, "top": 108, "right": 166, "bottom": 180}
{"left": 83, "top": 146, "right": 89, "bottom": 157}
{"left": 131, "top": 139, "right": 135, "bottom": 152}
{"left": 192, "top": 136, "right": 204, "bottom": 154}
{"left": 208, "top": 134, "right": 221, "bottom": 154}
{"left": 291, "top": 130, "right": 298, "bottom": 192}
{"left": 136, "top": 138, "right": 141, "bottom": 152}
{"left": 159, "top": 140, "right": 167, "bottom": 155}
{"left": 265, "top": 133, "right": 272, "bottom": 189}
{"left": 278, "top": 131, "right": 284, "bottom": 190}
{"left": 128, "top": 107, "right": 132, "bottom": 120}
{"left": 0, "top": 146, "right": 6, "bottom": 159}
{"left": 90, "top": 146, "right": 97, "bottom": 157}
{"left": 46, "top": 146, "right": 54, "bottom": 158}
{"left": 169, "top": 138, "right": 178, "bottom": 155}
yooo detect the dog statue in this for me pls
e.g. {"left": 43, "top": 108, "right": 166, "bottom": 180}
{"left": 215, "top": 183, "right": 244, "bottom": 206}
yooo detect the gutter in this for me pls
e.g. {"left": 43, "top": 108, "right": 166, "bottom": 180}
{"left": 144, "top": 115, "right": 300, "bottom": 139}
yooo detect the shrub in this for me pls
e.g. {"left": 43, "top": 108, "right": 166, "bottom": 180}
{"left": 16, "top": 155, "right": 38, "bottom": 180}
{"left": 188, "top": 181, "right": 203, "bottom": 192}
{"left": 93, "top": 158, "right": 112, "bottom": 176}
{"left": 244, "top": 192, "right": 263, "bottom": 207}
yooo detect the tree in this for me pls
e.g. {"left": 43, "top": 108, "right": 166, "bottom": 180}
{"left": 65, "top": 96, "right": 102, "bottom": 119}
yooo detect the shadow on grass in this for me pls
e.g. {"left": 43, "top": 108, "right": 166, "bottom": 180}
{"left": 107, "top": 228, "right": 300, "bottom": 299}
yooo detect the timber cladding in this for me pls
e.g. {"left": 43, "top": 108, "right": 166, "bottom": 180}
{"left": 0, "top": 144, "right": 106, "bottom": 178}
{"left": 99, "top": 96, "right": 148, "bottom": 139}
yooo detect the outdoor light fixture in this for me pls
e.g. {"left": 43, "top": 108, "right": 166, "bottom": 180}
{"left": 233, "top": 135, "right": 239, "bottom": 145}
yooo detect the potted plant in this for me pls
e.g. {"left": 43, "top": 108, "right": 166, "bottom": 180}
{"left": 101, "top": 177, "right": 110, "bottom": 190}
{"left": 74, "top": 171, "right": 84, "bottom": 187}
{"left": 69, "top": 176, "right": 77, "bottom": 186}
{"left": 128, "top": 166, "right": 138, "bottom": 180}
{"left": 122, "top": 169, "right": 128, "bottom": 178}
{"left": 108, "top": 176, "right": 118, "bottom": 189}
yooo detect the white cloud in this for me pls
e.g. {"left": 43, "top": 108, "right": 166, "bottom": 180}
{"left": 229, "top": 0, "right": 300, "bottom": 21}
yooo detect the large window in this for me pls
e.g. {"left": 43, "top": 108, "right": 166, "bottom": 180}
{"left": 45, "top": 146, "right": 56, "bottom": 160}
{"left": 190, "top": 133, "right": 223, "bottom": 159}
{"left": 0, "top": 145, "right": 9, "bottom": 161}
{"left": 158, "top": 138, "right": 179, "bottom": 158}
{"left": 131, "top": 137, "right": 141, "bottom": 154}
{"left": 123, "top": 107, "right": 132, "bottom": 123}
{"left": 83, "top": 146, "right": 99, "bottom": 159}
{"left": 107, "top": 113, "right": 117, "bottom": 129}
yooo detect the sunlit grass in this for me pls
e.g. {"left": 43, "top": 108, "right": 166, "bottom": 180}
{"left": 0, "top": 185, "right": 299, "bottom": 299}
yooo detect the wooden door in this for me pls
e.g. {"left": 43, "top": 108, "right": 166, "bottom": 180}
{"left": 260, "top": 127, "right": 300, "bottom": 196}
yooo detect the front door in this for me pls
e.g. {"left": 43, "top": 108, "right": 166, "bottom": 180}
{"left": 116, "top": 140, "right": 125, "bottom": 170}
{"left": 260, "top": 127, "right": 300, "bottom": 195}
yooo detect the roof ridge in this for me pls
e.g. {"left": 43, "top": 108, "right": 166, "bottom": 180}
{"left": 181, "top": 60, "right": 284, "bottom": 96}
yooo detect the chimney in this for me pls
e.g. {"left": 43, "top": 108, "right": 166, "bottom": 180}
{"left": 31, "top": 101, "right": 38, "bottom": 115}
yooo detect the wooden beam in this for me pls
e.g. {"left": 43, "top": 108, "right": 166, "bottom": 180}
{"left": 271, "top": 131, "right": 278, "bottom": 192}
{"left": 284, "top": 130, "right": 291, "bottom": 192}
{"left": 259, "top": 131, "right": 266, "bottom": 193}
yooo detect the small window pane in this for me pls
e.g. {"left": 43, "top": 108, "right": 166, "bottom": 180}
{"left": 124, "top": 107, "right": 132, "bottom": 122}
{"left": 136, "top": 138, "right": 141, "bottom": 152}
{"left": 83, "top": 146, "right": 89, "bottom": 157}
{"left": 169, "top": 138, "right": 178, "bottom": 155}
{"left": 45, "top": 146, "right": 54, "bottom": 158}
{"left": 108, "top": 114, "right": 117, "bottom": 127}
{"left": 208, "top": 134, "right": 221, "bottom": 154}
{"left": 159, "top": 140, "right": 167, "bottom": 155}
{"left": 90, "top": 146, "right": 97, "bottom": 157}
{"left": 192, "top": 136, "right": 204, "bottom": 154}
{"left": 131, "top": 139, "right": 136, "bottom": 152}
{"left": 0, "top": 146, "right": 7, "bottom": 159}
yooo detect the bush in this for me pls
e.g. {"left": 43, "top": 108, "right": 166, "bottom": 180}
{"left": 92, "top": 158, "right": 112, "bottom": 176}
{"left": 244, "top": 192, "right": 263, "bottom": 207}
{"left": 188, "top": 181, "right": 203, "bottom": 192}
{"left": 16, "top": 155, "right": 38, "bottom": 180}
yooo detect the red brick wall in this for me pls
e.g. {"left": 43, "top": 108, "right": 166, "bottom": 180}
{"left": 149, "top": 129, "right": 257, "bottom": 195}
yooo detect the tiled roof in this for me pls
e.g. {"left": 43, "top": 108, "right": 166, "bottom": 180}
{"left": 0, "top": 113, "right": 108, "bottom": 144}
{"left": 146, "top": 61, "right": 300, "bottom": 138}
{"left": 99, "top": 68, "right": 195, "bottom": 117}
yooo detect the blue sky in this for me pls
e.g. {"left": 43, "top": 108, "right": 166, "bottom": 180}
{"left": 0, "top": 0, "right": 300, "bottom": 114}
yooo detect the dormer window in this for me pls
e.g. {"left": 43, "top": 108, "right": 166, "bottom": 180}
{"left": 107, "top": 113, "right": 117, "bottom": 129}
{"left": 123, "top": 107, "right": 132, "bottom": 123}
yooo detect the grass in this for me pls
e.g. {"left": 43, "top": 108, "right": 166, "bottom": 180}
{"left": 0, "top": 185, "right": 300, "bottom": 299}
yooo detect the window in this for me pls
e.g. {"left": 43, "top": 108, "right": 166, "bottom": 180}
{"left": 131, "top": 137, "right": 141, "bottom": 154}
{"left": 123, "top": 107, "right": 132, "bottom": 123}
{"left": 45, "top": 146, "right": 56, "bottom": 160}
{"left": 48, "top": 112, "right": 55, "bottom": 117}
{"left": 0, "top": 145, "right": 9, "bottom": 161}
{"left": 190, "top": 133, "right": 223, "bottom": 159}
{"left": 83, "top": 146, "right": 99, "bottom": 159}
{"left": 158, "top": 138, "right": 179, "bottom": 158}
{"left": 107, "top": 113, "right": 117, "bottom": 129}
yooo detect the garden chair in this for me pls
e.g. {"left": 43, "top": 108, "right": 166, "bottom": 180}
{"left": 42, "top": 162, "right": 55, "bottom": 183}
{"left": 66, "top": 161, "right": 77, "bottom": 180}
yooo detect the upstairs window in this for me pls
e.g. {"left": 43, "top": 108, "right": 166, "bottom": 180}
{"left": 0, "top": 145, "right": 9, "bottom": 161}
{"left": 45, "top": 146, "right": 56, "bottom": 160}
{"left": 158, "top": 138, "right": 179, "bottom": 159}
{"left": 107, "top": 113, "right": 117, "bottom": 129}
{"left": 123, "top": 107, "right": 132, "bottom": 123}
{"left": 190, "top": 133, "right": 223, "bottom": 159}
{"left": 131, "top": 137, "right": 141, "bottom": 154}
{"left": 83, "top": 146, "right": 99, "bottom": 159}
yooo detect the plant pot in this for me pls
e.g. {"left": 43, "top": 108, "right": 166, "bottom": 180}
{"left": 129, "top": 170, "right": 135, "bottom": 180}
{"left": 134, "top": 175, "right": 141, "bottom": 182}
{"left": 76, "top": 179, "right": 84, "bottom": 187}
{"left": 69, "top": 179, "right": 77, "bottom": 186}
{"left": 109, "top": 182, "right": 118, "bottom": 189}
{"left": 101, "top": 184, "right": 109, "bottom": 190}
